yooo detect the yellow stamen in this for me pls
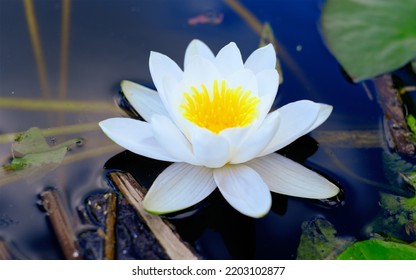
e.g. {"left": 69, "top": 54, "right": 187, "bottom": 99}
{"left": 180, "top": 80, "right": 260, "bottom": 134}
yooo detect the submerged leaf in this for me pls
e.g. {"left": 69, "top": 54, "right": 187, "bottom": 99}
{"left": 321, "top": 0, "right": 416, "bottom": 82}
{"left": 366, "top": 192, "right": 416, "bottom": 241}
{"left": 296, "top": 217, "right": 355, "bottom": 260}
{"left": 3, "top": 127, "right": 82, "bottom": 180}
{"left": 337, "top": 239, "right": 416, "bottom": 260}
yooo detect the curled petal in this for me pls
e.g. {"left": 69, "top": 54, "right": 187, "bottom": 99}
{"left": 306, "top": 103, "right": 333, "bottom": 134}
{"left": 215, "top": 42, "right": 244, "bottom": 77}
{"left": 258, "top": 100, "right": 323, "bottom": 156}
{"left": 121, "top": 80, "right": 168, "bottom": 122}
{"left": 184, "top": 39, "right": 215, "bottom": 69}
{"left": 244, "top": 43, "right": 277, "bottom": 74}
{"left": 246, "top": 153, "right": 339, "bottom": 199}
{"left": 99, "top": 118, "right": 178, "bottom": 162}
{"left": 214, "top": 164, "right": 272, "bottom": 218}
{"left": 143, "top": 163, "right": 216, "bottom": 214}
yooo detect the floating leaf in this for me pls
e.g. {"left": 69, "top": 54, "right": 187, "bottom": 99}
{"left": 321, "top": 0, "right": 416, "bottom": 82}
{"left": 337, "top": 239, "right": 416, "bottom": 260}
{"left": 296, "top": 217, "right": 355, "bottom": 260}
{"left": 3, "top": 127, "right": 82, "bottom": 180}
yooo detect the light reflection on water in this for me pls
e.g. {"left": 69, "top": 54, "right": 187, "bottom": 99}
{"left": 0, "top": 0, "right": 392, "bottom": 259}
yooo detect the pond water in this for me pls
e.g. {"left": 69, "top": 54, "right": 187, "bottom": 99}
{"left": 0, "top": 0, "right": 407, "bottom": 259}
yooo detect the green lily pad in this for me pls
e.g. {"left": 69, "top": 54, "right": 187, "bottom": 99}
{"left": 321, "top": 0, "right": 416, "bottom": 82}
{"left": 296, "top": 217, "right": 355, "bottom": 260}
{"left": 3, "top": 127, "right": 82, "bottom": 180}
{"left": 337, "top": 239, "right": 416, "bottom": 260}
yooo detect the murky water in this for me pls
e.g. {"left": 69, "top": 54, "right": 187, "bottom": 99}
{"left": 0, "top": 0, "right": 403, "bottom": 259}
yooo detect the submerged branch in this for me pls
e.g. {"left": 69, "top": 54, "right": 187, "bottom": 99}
{"left": 0, "top": 240, "right": 12, "bottom": 260}
{"left": 313, "top": 130, "right": 382, "bottom": 148}
{"left": 108, "top": 172, "right": 199, "bottom": 260}
{"left": 103, "top": 192, "right": 117, "bottom": 260}
{"left": 373, "top": 74, "right": 415, "bottom": 156}
{"left": 40, "top": 188, "right": 82, "bottom": 260}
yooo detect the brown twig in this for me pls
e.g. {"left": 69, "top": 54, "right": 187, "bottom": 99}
{"left": 373, "top": 74, "right": 415, "bottom": 156}
{"left": 0, "top": 240, "right": 12, "bottom": 260}
{"left": 40, "top": 188, "right": 82, "bottom": 260}
{"left": 109, "top": 172, "right": 199, "bottom": 260}
{"left": 104, "top": 192, "right": 117, "bottom": 260}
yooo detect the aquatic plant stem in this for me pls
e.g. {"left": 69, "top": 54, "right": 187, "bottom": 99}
{"left": 0, "top": 97, "right": 118, "bottom": 114}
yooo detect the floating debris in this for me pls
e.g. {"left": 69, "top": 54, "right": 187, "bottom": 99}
{"left": 2, "top": 127, "right": 83, "bottom": 181}
{"left": 187, "top": 11, "right": 224, "bottom": 25}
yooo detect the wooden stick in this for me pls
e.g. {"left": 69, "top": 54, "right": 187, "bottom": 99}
{"left": 0, "top": 240, "right": 12, "bottom": 260}
{"left": 373, "top": 74, "right": 415, "bottom": 156}
{"left": 103, "top": 192, "right": 117, "bottom": 260}
{"left": 40, "top": 188, "right": 82, "bottom": 260}
{"left": 109, "top": 172, "right": 199, "bottom": 260}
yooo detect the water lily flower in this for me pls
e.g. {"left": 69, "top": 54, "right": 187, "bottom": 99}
{"left": 99, "top": 39, "right": 339, "bottom": 218}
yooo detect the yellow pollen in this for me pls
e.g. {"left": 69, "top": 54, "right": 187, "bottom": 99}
{"left": 179, "top": 80, "right": 260, "bottom": 134}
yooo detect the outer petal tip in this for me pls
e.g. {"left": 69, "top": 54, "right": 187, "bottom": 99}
{"left": 214, "top": 164, "right": 272, "bottom": 218}
{"left": 143, "top": 163, "right": 216, "bottom": 214}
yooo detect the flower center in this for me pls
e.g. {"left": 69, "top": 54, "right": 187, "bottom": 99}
{"left": 180, "top": 80, "right": 260, "bottom": 134}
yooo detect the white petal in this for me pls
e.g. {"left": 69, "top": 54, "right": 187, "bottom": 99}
{"left": 231, "top": 110, "right": 280, "bottom": 164}
{"left": 244, "top": 43, "right": 276, "bottom": 74}
{"left": 214, "top": 164, "right": 272, "bottom": 218}
{"left": 183, "top": 55, "right": 221, "bottom": 91}
{"left": 99, "top": 118, "right": 179, "bottom": 162}
{"left": 258, "top": 100, "right": 322, "bottom": 156}
{"left": 143, "top": 163, "right": 216, "bottom": 214}
{"left": 184, "top": 39, "right": 215, "bottom": 69}
{"left": 121, "top": 80, "right": 168, "bottom": 122}
{"left": 149, "top": 51, "right": 183, "bottom": 96}
{"left": 151, "top": 115, "right": 197, "bottom": 164}
{"left": 190, "top": 127, "right": 231, "bottom": 168}
{"left": 214, "top": 42, "right": 244, "bottom": 77}
{"left": 226, "top": 68, "right": 258, "bottom": 96}
{"left": 306, "top": 103, "right": 333, "bottom": 134}
{"left": 246, "top": 153, "right": 339, "bottom": 199}
{"left": 255, "top": 69, "right": 279, "bottom": 123}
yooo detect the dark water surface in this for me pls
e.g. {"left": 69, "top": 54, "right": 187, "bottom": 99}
{"left": 0, "top": 0, "right": 391, "bottom": 259}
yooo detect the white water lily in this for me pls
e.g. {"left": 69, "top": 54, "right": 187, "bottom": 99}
{"left": 99, "top": 39, "right": 339, "bottom": 218}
